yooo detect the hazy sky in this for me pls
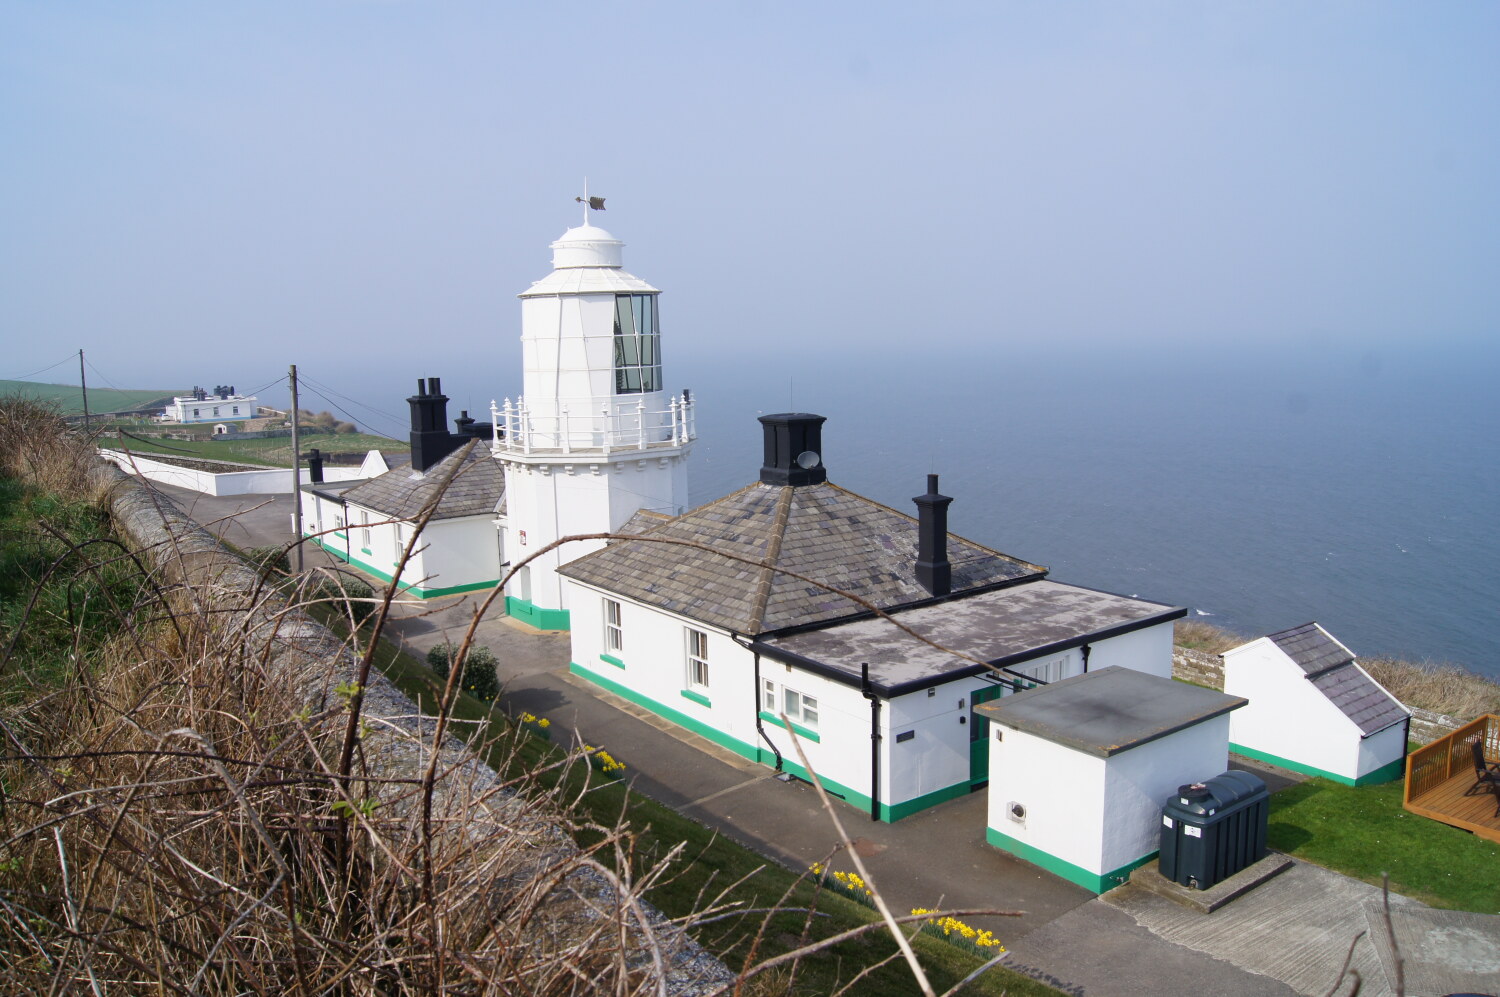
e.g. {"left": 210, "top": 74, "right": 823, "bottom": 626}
{"left": 2, "top": 2, "right": 1496, "bottom": 426}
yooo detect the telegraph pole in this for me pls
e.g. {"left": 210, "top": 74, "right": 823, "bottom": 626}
{"left": 78, "top": 349, "right": 90, "bottom": 431}
{"left": 289, "top": 364, "right": 304, "bottom": 572}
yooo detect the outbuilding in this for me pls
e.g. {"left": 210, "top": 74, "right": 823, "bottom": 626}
{"left": 977, "top": 666, "right": 1246, "bottom": 893}
{"left": 1222, "top": 622, "right": 1409, "bottom": 785}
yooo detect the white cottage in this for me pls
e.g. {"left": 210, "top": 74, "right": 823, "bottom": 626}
{"left": 299, "top": 378, "right": 505, "bottom": 599}
{"left": 558, "top": 413, "right": 1188, "bottom": 821}
{"left": 977, "top": 667, "right": 1246, "bottom": 893}
{"left": 163, "top": 385, "right": 258, "bottom": 424}
{"left": 1223, "top": 622, "right": 1410, "bottom": 785}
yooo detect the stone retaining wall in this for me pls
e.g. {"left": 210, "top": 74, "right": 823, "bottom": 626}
{"left": 91, "top": 463, "right": 732, "bottom": 994}
{"left": 1409, "top": 706, "right": 1466, "bottom": 746}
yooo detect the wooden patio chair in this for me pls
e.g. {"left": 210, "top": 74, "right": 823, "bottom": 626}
{"left": 1467, "top": 740, "right": 1500, "bottom": 815}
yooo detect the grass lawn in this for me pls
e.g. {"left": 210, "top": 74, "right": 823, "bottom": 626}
{"left": 1268, "top": 777, "right": 1500, "bottom": 913}
{"left": 0, "top": 379, "right": 178, "bottom": 415}
{"left": 319, "top": 609, "right": 1058, "bottom": 996}
{"left": 106, "top": 430, "right": 400, "bottom": 467}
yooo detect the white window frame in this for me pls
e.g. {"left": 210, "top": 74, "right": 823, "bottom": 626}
{"left": 783, "top": 687, "right": 819, "bottom": 730}
{"left": 1019, "top": 653, "right": 1072, "bottom": 685}
{"left": 359, "top": 512, "right": 371, "bottom": 550}
{"left": 604, "top": 599, "right": 623, "bottom": 653}
{"left": 761, "top": 678, "right": 776, "bottom": 713}
{"left": 685, "top": 628, "right": 709, "bottom": 691}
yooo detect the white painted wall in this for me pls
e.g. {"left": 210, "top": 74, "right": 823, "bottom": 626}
{"left": 884, "top": 683, "right": 985, "bottom": 805}
{"left": 1223, "top": 638, "right": 1403, "bottom": 781}
{"left": 103, "top": 450, "right": 362, "bottom": 496}
{"left": 986, "top": 713, "right": 1231, "bottom": 879}
{"left": 164, "top": 394, "right": 258, "bottom": 423}
{"left": 1085, "top": 622, "right": 1174, "bottom": 678}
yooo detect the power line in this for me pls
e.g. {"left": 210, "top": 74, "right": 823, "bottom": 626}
{"left": 298, "top": 373, "right": 405, "bottom": 424}
{"left": 296, "top": 382, "right": 403, "bottom": 441}
{"left": 4, "top": 354, "right": 79, "bottom": 382}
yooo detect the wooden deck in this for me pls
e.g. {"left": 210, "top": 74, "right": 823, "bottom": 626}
{"left": 1403, "top": 714, "right": 1500, "bottom": 843}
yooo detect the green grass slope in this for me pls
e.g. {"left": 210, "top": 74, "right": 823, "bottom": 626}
{"left": 0, "top": 379, "right": 179, "bottom": 415}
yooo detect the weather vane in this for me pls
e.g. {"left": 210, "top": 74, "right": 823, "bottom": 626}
{"left": 575, "top": 179, "right": 605, "bottom": 224}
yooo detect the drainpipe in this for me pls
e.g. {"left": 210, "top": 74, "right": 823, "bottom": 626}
{"left": 861, "top": 662, "right": 882, "bottom": 823}
{"left": 740, "top": 639, "right": 782, "bottom": 772}
{"left": 1081, "top": 643, "right": 1092, "bottom": 673}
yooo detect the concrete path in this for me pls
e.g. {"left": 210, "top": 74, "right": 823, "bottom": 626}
{"left": 143, "top": 480, "right": 1500, "bottom": 997}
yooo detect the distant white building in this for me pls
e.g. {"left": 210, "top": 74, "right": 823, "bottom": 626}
{"left": 163, "top": 385, "right": 258, "bottom": 424}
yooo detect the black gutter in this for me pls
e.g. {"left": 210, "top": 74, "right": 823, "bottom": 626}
{"left": 750, "top": 605, "right": 1188, "bottom": 699}
{"left": 860, "top": 663, "right": 881, "bottom": 823}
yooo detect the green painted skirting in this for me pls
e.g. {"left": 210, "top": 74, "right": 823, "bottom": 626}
{"left": 306, "top": 535, "right": 498, "bottom": 599}
{"left": 505, "top": 596, "right": 571, "bottom": 631}
{"left": 1229, "top": 743, "right": 1404, "bottom": 786}
{"left": 758, "top": 711, "right": 821, "bottom": 743}
{"left": 680, "top": 688, "right": 712, "bottom": 708}
{"left": 570, "top": 662, "right": 969, "bottom": 823}
{"left": 985, "top": 827, "right": 1155, "bottom": 894}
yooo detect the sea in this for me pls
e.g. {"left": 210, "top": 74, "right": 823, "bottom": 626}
{"left": 339, "top": 338, "right": 1499, "bottom": 679}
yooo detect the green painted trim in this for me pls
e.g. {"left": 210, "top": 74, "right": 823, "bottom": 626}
{"left": 570, "top": 663, "right": 757, "bottom": 760}
{"left": 505, "top": 596, "right": 571, "bottom": 631}
{"left": 1230, "top": 743, "right": 1359, "bottom": 786}
{"left": 307, "top": 536, "right": 496, "bottom": 599}
{"left": 599, "top": 653, "right": 626, "bottom": 669}
{"left": 883, "top": 780, "right": 972, "bottom": 821}
{"left": 360, "top": 547, "right": 372, "bottom": 555}
{"left": 333, "top": 532, "right": 347, "bottom": 540}
{"left": 985, "top": 827, "right": 1155, "bottom": 893}
{"left": 758, "top": 711, "right": 821, "bottom": 743}
{"left": 680, "top": 689, "right": 712, "bottom": 708}
{"left": 1358, "top": 756, "right": 1406, "bottom": 785}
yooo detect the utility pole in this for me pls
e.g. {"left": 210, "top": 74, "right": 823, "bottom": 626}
{"left": 78, "top": 349, "right": 90, "bottom": 431}
{"left": 289, "top": 364, "right": 304, "bottom": 572}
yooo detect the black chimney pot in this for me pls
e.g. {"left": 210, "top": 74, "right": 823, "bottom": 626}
{"left": 408, "top": 376, "right": 461, "bottom": 472}
{"left": 306, "top": 447, "right": 325, "bottom": 484}
{"left": 758, "top": 413, "right": 827, "bottom": 486}
{"left": 913, "top": 473, "right": 953, "bottom": 596}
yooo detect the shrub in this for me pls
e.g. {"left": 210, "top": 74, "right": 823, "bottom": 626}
{"left": 426, "top": 642, "right": 499, "bottom": 701}
{"left": 311, "top": 574, "right": 377, "bottom": 625}
{"left": 245, "top": 544, "right": 290, "bottom": 577}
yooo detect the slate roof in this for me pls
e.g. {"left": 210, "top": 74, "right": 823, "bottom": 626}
{"left": 339, "top": 441, "right": 504, "bottom": 522}
{"left": 756, "top": 580, "right": 1184, "bottom": 694}
{"left": 558, "top": 480, "right": 1045, "bottom": 634}
{"left": 1267, "top": 622, "right": 1409, "bottom": 735}
{"left": 1268, "top": 622, "right": 1354, "bottom": 676}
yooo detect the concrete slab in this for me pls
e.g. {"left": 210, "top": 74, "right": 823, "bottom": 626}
{"left": 1131, "top": 852, "right": 1294, "bottom": 914}
{"left": 1365, "top": 903, "right": 1500, "bottom": 997}
{"left": 1104, "top": 860, "right": 1426, "bottom": 997}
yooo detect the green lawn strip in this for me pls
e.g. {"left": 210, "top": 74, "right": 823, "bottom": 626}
{"left": 105, "top": 432, "right": 398, "bottom": 467}
{"left": 314, "top": 609, "right": 1055, "bottom": 995}
{"left": 1268, "top": 777, "right": 1500, "bottom": 913}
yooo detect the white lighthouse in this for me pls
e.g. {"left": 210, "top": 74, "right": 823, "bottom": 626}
{"left": 492, "top": 207, "right": 695, "bottom": 630}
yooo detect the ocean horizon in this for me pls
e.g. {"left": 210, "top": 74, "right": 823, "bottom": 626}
{"left": 331, "top": 337, "right": 1498, "bottom": 679}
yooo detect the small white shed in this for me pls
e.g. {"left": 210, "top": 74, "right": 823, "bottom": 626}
{"left": 977, "top": 666, "right": 1246, "bottom": 893}
{"left": 1223, "top": 622, "right": 1410, "bottom": 785}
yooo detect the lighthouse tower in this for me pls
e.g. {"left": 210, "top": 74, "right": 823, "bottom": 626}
{"left": 492, "top": 208, "right": 695, "bottom": 630}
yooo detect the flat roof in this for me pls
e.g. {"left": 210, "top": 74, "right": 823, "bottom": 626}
{"left": 974, "top": 666, "right": 1245, "bottom": 758}
{"left": 752, "top": 579, "right": 1185, "bottom": 696}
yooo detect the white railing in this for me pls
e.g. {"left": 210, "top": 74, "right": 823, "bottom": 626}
{"left": 489, "top": 393, "right": 696, "bottom": 456}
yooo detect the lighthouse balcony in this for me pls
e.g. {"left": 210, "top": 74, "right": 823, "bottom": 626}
{"left": 490, "top": 394, "right": 696, "bottom": 457}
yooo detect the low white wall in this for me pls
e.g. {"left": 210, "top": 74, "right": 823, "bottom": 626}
{"left": 102, "top": 450, "right": 362, "bottom": 496}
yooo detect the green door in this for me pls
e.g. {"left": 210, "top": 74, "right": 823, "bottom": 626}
{"left": 969, "top": 684, "right": 1006, "bottom": 786}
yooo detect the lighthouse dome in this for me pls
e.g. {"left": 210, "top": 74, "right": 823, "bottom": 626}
{"left": 551, "top": 224, "right": 624, "bottom": 269}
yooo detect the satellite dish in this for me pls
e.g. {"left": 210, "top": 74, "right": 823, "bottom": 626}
{"left": 795, "top": 450, "right": 821, "bottom": 470}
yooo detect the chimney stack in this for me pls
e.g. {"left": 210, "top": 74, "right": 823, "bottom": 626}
{"left": 306, "top": 447, "right": 325, "bottom": 484}
{"left": 408, "top": 377, "right": 460, "bottom": 472}
{"left": 913, "top": 473, "right": 953, "bottom": 596}
{"left": 758, "top": 413, "right": 827, "bottom": 486}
